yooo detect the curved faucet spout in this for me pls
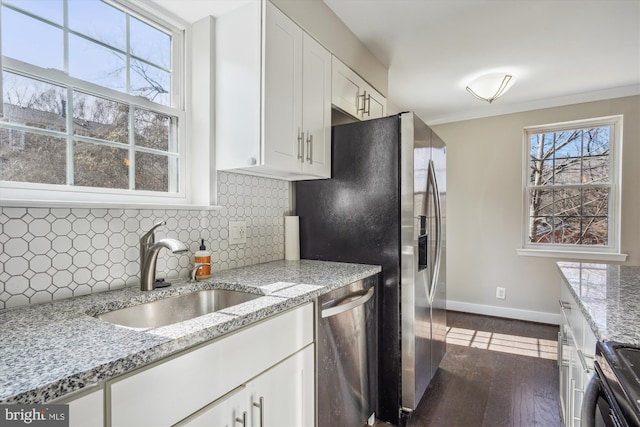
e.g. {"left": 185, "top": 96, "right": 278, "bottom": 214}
{"left": 140, "top": 221, "right": 167, "bottom": 270}
{"left": 140, "top": 238, "right": 188, "bottom": 291}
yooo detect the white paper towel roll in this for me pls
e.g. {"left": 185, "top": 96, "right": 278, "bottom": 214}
{"left": 284, "top": 216, "right": 300, "bottom": 261}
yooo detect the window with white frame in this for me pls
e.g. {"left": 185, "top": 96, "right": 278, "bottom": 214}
{"left": 0, "top": 0, "right": 186, "bottom": 204}
{"left": 522, "top": 115, "right": 623, "bottom": 256}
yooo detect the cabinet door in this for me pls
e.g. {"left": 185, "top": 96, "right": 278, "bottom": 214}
{"left": 367, "top": 89, "right": 386, "bottom": 119}
{"left": 64, "top": 388, "right": 103, "bottom": 427}
{"left": 179, "top": 385, "right": 248, "bottom": 427}
{"left": 264, "top": 2, "right": 303, "bottom": 172}
{"left": 570, "top": 346, "right": 583, "bottom": 427}
{"left": 331, "top": 56, "right": 361, "bottom": 119}
{"left": 248, "top": 345, "right": 315, "bottom": 427}
{"left": 301, "top": 33, "right": 331, "bottom": 178}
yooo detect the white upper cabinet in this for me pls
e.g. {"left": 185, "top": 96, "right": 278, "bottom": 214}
{"left": 216, "top": 1, "right": 331, "bottom": 180}
{"left": 300, "top": 33, "right": 332, "bottom": 177}
{"left": 332, "top": 56, "right": 387, "bottom": 121}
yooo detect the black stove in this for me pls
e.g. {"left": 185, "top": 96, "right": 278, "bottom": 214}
{"left": 592, "top": 341, "right": 640, "bottom": 427}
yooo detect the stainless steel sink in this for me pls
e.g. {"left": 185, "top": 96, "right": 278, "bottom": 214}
{"left": 97, "top": 289, "right": 261, "bottom": 329}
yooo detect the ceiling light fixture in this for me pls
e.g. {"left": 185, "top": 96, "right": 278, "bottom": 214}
{"left": 466, "top": 72, "right": 515, "bottom": 104}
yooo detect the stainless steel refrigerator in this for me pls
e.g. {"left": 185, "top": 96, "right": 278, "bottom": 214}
{"left": 296, "top": 112, "right": 447, "bottom": 426}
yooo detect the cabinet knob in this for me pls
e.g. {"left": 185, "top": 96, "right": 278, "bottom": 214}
{"left": 248, "top": 157, "right": 257, "bottom": 166}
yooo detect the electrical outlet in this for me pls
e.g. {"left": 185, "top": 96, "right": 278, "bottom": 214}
{"left": 229, "top": 221, "right": 247, "bottom": 245}
{"left": 496, "top": 287, "right": 506, "bottom": 300}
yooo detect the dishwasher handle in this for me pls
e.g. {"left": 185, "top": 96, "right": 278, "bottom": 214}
{"left": 321, "top": 287, "right": 374, "bottom": 318}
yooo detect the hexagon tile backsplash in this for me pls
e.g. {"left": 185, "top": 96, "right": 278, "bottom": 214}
{"left": 0, "top": 172, "right": 291, "bottom": 310}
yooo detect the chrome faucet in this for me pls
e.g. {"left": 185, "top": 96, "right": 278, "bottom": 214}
{"left": 140, "top": 222, "right": 188, "bottom": 291}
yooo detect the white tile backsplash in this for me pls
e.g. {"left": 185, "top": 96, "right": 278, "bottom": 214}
{"left": 0, "top": 172, "right": 290, "bottom": 309}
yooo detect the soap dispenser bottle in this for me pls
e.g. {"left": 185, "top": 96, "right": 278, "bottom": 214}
{"left": 194, "top": 239, "right": 211, "bottom": 280}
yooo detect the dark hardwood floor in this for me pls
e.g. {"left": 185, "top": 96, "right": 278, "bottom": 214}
{"left": 378, "top": 311, "right": 562, "bottom": 427}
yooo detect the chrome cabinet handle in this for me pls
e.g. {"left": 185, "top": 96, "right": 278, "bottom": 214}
{"left": 559, "top": 300, "right": 572, "bottom": 310}
{"left": 557, "top": 332, "right": 562, "bottom": 368}
{"left": 365, "top": 93, "right": 371, "bottom": 116}
{"left": 306, "top": 132, "right": 313, "bottom": 164}
{"left": 235, "top": 411, "right": 247, "bottom": 426}
{"left": 357, "top": 90, "right": 367, "bottom": 114}
{"left": 297, "top": 128, "right": 304, "bottom": 162}
{"left": 576, "top": 348, "right": 591, "bottom": 374}
{"left": 253, "top": 397, "right": 264, "bottom": 427}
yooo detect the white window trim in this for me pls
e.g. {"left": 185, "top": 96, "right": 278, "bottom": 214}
{"left": 0, "top": 0, "right": 215, "bottom": 207}
{"left": 519, "top": 115, "right": 626, "bottom": 261}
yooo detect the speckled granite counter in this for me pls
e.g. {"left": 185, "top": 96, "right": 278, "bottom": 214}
{"left": 0, "top": 259, "right": 380, "bottom": 404}
{"left": 557, "top": 262, "right": 640, "bottom": 346}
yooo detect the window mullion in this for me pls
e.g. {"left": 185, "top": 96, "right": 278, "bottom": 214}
{"left": 125, "top": 10, "right": 135, "bottom": 193}
{"left": 551, "top": 132, "right": 556, "bottom": 243}
{"left": 129, "top": 106, "right": 135, "bottom": 190}
{"left": 126, "top": 13, "right": 131, "bottom": 96}
{"left": 66, "top": 87, "right": 74, "bottom": 186}
{"left": 579, "top": 130, "right": 585, "bottom": 244}
{"left": 62, "top": 0, "right": 69, "bottom": 74}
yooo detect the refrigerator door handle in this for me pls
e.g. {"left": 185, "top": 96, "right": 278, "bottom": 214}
{"left": 427, "top": 160, "right": 442, "bottom": 304}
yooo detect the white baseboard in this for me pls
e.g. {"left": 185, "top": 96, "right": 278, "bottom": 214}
{"left": 447, "top": 300, "right": 561, "bottom": 325}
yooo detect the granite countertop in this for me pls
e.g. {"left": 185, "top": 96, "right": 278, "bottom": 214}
{"left": 0, "top": 259, "right": 381, "bottom": 404}
{"left": 557, "top": 262, "right": 640, "bottom": 346}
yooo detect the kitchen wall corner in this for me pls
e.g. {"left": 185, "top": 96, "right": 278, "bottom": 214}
{"left": 0, "top": 171, "right": 289, "bottom": 310}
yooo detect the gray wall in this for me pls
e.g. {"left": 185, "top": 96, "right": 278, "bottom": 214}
{"left": 432, "top": 95, "right": 640, "bottom": 322}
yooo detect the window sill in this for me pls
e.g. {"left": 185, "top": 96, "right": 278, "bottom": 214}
{"left": 516, "top": 249, "right": 628, "bottom": 262}
{"left": 0, "top": 199, "right": 222, "bottom": 211}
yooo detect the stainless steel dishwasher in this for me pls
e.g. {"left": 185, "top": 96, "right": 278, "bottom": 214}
{"left": 317, "top": 274, "right": 378, "bottom": 426}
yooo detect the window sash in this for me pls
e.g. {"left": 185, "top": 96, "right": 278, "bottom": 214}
{"left": 522, "top": 115, "right": 622, "bottom": 254}
{"left": 0, "top": 0, "right": 187, "bottom": 204}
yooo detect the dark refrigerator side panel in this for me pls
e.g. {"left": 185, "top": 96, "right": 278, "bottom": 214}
{"left": 296, "top": 115, "right": 401, "bottom": 424}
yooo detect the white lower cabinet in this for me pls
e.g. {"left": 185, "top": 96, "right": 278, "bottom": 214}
{"left": 182, "top": 345, "right": 314, "bottom": 427}
{"left": 249, "top": 345, "right": 314, "bottom": 427}
{"left": 108, "top": 303, "right": 314, "bottom": 427}
{"left": 559, "top": 284, "right": 597, "bottom": 427}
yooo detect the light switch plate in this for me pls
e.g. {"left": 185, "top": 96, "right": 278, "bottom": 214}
{"left": 229, "top": 220, "right": 247, "bottom": 245}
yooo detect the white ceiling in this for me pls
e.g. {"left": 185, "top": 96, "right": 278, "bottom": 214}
{"left": 149, "top": 0, "right": 640, "bottom": 125}
{"left": 323, "top": 0, "right": 640, "bottom": 124}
